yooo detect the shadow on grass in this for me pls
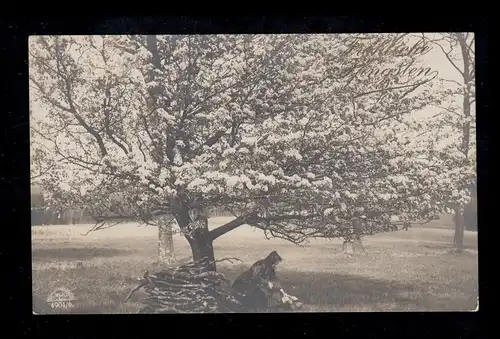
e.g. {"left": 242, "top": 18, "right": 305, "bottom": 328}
{"left": 32, "top": 247, "right": 133, "bottom": 260}
{"left": 219, "top": 266, "right": 476, "bottom": 311}
{"left": 282, "top": 271, "right": 424, "bottom": 309}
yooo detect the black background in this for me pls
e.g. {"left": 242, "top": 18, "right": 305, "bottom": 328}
{"left": 1, "top": 15, "right": 491, "bottom": 338}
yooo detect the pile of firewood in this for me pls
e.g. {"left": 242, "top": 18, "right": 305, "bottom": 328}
{"left": 126, "top": 258, "right": 245, "bottom": 313}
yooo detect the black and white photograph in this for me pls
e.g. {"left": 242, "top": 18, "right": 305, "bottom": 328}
{"left": 29, "top": 33, "right": 478, "bottom": 314}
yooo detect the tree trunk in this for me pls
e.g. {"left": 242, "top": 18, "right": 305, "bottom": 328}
{"left": 176, "top": 206, "right": 216, "bottom": 271}
{"left": 343, "top": 219, "right": 366, "bottom": 254}
{"left": 353, "top": 219, "right": 365, "bottom": 253}
{"left": 453, "top": 207, "right": 465, "bottom": 252}
{"left": 188, "top": 230, "right": 216, "bottom": 271}
{"left": 144, "top": 35, "right": 177, "bottom": 265}
{"left": 354, "top": 239, "right": 365, "bottom": 253}
{"left": 342, "top": 240, "right": 365, "bottom": 254}
{"left": 157, "top": 216, "right": 176, "bottom": 265}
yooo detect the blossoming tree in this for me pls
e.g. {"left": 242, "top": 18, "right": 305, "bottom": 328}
{"left": 30, "top": 34, "right": 459, "bottom": 270}
{"left": 419, "top": 32, "right": 476, "bottom": 251}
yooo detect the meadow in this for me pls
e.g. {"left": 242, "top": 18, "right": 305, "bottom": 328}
{"left": 32, "top": 216, "right": 478, "bottom": 313}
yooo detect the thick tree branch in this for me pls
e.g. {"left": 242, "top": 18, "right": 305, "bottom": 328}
{"left": 204, "top": 130, "right": 226, "bottom": 147}
{"left": 209, "top": 212, "right": 258, "bottom": 241}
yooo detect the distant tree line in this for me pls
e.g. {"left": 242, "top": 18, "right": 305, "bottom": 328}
{"left": 31, "top": 190, "right": 94, "bottom": 225}
{"left": 31, "top": 188, "right": 231, "bottom": 226}
{"left": 32, "top": 183, "right": 475, "bottom": 230}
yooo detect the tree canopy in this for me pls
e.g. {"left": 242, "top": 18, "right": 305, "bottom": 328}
{"left": 29, "top": 34, "right": 472, "bottom": 250}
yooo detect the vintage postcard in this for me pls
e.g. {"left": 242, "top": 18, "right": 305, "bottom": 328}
{"left": 30, "top": 33, "right": 477, "bottom": 314}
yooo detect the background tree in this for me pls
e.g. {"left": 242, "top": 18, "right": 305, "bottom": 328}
{"left": 29, "top": 34, "right": 458, "bottom": 271}
{"left": 420, "top": 33, "right": 476, "bottom": 251}
{"left": 144, "top": 35, "right": 175, "bottom": 264}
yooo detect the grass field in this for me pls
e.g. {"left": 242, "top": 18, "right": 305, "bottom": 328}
{"left": 32, "top": 217, "right": 478, "bottom": 313}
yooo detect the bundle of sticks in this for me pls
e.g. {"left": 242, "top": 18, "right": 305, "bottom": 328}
{"left": 126, "top": 257, "right": 245, "bottom": 313}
